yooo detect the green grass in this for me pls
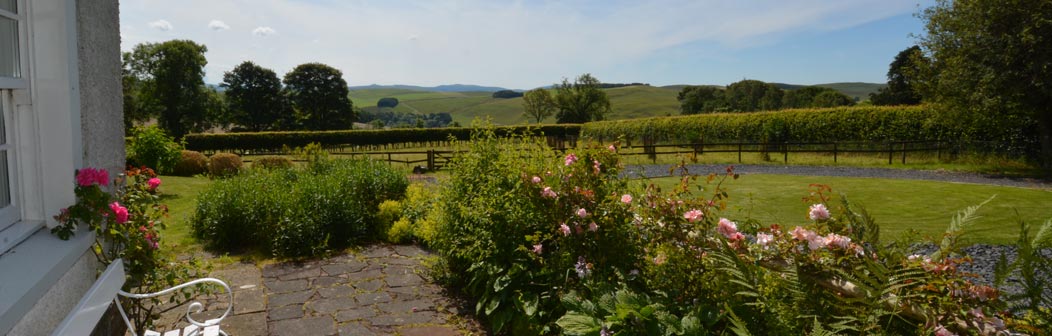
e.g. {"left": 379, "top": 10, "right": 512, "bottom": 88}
{"left": 155, "top": 175, "right": 213, "bottom": 256}
{"left": 645, "top": 174, "right": 1052, "bottom": 245}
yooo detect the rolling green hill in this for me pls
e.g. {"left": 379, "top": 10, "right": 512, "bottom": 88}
{"left": 349, "top": 82, "right": 885, "bottom": 125}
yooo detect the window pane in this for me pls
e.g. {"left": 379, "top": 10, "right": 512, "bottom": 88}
{"left": 0, "top": 151, "right": 9, "bottom": 208}
{"left": 0, "top": 0, "right": 14, "bottom": 14}
{"left": 0, "top": 16, "right": 17, "bottom": 78}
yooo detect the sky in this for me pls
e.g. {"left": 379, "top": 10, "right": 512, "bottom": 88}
{"left": 119, "top": 0, "right": 934, "bottom": 90}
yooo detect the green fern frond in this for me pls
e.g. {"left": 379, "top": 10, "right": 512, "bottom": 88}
{"left": 1031, "top": 218, "right": 1052, "bottom": 249}
{"left": 932, "top": 195, "right": 995, "bottom": 261}
{"left": 725, "top": 305, "right": 753, "bottom": 336}
{"left": 839, "top": 194, "right": 879, "bottom": 245}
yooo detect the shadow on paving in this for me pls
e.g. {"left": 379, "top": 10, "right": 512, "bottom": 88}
{"left": 156, "top": 244, "right": 487, "bottom": 336}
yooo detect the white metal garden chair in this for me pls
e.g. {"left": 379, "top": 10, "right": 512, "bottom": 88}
{"left": 51, "top": 258, "right": 233, "bottom": 336}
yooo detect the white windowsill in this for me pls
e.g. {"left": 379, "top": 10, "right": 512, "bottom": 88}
{"left": 0, "top": 223, "right": 94, "bottom": 334}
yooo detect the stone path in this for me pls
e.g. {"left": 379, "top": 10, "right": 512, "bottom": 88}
{"left": 156, "top": 244, "right": 484, "bottom": 336}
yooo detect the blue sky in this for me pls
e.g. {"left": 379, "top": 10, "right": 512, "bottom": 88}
{"left": 119, "top": 0, "right": 933, "bottom": 89}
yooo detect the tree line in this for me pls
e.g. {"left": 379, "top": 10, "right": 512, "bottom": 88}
{"left": 123, "top": 40, "right": 356, "bottom": 138}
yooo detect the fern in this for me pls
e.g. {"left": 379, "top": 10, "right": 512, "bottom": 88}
{"left": 839, "top": 194, "right": 879, "bottom": 246}
{"left": 832, "top": 255, "right": 927, "bottom": 333}
{"left": 931, "top": 196, "right": 994, "bottom": 261}
{"left": 725, "top": 304, "right": 753, "bottom": 336}
{"left": 995, "top": 218, "right": 1052, "bottom": 327}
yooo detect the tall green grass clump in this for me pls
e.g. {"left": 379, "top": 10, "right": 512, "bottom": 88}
{"left": 191, "top": 157, "right": 407, "bottom": 257}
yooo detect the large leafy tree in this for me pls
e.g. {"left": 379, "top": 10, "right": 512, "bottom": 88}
{"left": 724, "top": 79, "right": 783, "bottom": 112}
{"left": 522, "top": 88, "right": 555, "bottom": 123}
{"left": 283, "top": 63, "right": 355, "bottom": 130}
{"left": 869, "top": 46, "right": 925, "bottom": 105}
{"left": 811, "top": 90, "right": 855, "bottom": 108}
{"left": 554, "top": 74, "right": 611, "bottom": 123}
{"left": 918, "top": 0, "right": 1052, "bottom": 166}
{"left": 221, "top": 61, "right": 292, "bottom": 131}
{"left": 677, "top": 86, "right": 726, "bottom": 114}
{"left": 124, "top": 40, "right": 220, "bottom": 138}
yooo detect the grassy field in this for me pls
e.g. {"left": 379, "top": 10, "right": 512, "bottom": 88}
{"left": 646, "top": 174, "right": 1052, "bottom": 245}
{"left": 155, "top": 176, "right": 213, "bottom": 256}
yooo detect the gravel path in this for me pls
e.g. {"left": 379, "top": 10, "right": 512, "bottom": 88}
{"left": 623, "top": 164, "right": 1052, "bottom": 189}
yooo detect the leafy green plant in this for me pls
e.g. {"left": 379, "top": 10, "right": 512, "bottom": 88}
{"left": 208, "top": 153, "right": 243, "bottom": 177}
{"left": 252, "top": 155, "right": 293, "bottom": 170}
{"left": 994, "top": 218, "right": 1052, "bottom": 335}
{"left": 171, "top": 150, "right": 208, "bottom": 176}
{"left": 127, "top": 125, "right": 183, "bottom": 174}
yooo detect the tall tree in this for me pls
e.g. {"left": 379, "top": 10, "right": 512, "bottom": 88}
{"left": 918, "top": 0, "right": 1052, "bottom": 166}
{"left": 221, "top": 61, "right": 292, "bottom": 132}
{"left": 724, "top": 79, "right": 783, "bottom": 112}
{"left": 124, "top": 40, "right": 219, "bottom": 138}
{"left": 521, "top": 88, "right": 555, "bottom": 123}
{"left": 554, "top": 74, "right": 611, "bottom": 123}
{"left": 782, "top": 86, "right": 834, "bottom": 109}
{"left": 811, "top": 90, "right": 855, "bottom": 108}
{"left": 677, "top": 86, "right": 726, "bottom": 115}
{"left": 283, "top": 63, "right": 355, "bottom": 130}
{"left": 869, "top": 46, "right": 925, "bottom": 105}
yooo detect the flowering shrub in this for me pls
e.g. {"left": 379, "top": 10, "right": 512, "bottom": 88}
{"left": 52, "top": 167, "right": 207, "bottom": 333}
{"left": 430, "top": 128, "right": 1025, "bottom": 335}
{"left": 126, "top": 126, "right": 183, "bottom": 174}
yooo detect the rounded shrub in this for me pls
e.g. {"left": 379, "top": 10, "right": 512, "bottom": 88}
{"left": 171, "top": 150, "right": 208, "bottom": 176}
{"left": 126, "top": 125, "right": 182, "bottom": 174}
{"left": 252, "top": 156, "right": 294, "bottom": 170}
{"left": 208, "top": 153, "right": 243, "bottom": 177}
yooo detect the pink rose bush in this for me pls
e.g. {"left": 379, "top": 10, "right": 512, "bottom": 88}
{"left": 147, "top": 177, "right": 162, "bottom": 191}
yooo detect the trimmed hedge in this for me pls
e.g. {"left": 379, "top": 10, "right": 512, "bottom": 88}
{"left": 582, "top": 105, "right": 946, "bottom": 143}
{"left": 184, "top": 125, "right": 581, "bottom": 152}
{"left": 208, "top": 153, "right": 243, "bottom": 177}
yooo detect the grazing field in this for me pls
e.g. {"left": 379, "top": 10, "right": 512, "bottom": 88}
{"left": 646, "top": 174, "right": 1052, "bottom": 244}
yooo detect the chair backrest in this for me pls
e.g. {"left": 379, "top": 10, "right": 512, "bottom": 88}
{"left": 51, "top": 258, "right": 126, "bottom": 336}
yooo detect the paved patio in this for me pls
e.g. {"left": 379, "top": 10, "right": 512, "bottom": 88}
{"left": 156, "top": 244, "right": 484, "bottom": 335}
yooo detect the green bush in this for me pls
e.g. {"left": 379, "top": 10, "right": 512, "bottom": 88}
{"left": 382, "top": 184, "right": 439, "bottom": 244}
{"left": 192, "top": 158, "right": 408, "bottom": 257}
{"left": 183, "top": 124, "right": 581, "bottom": 152}
{"left": 171, "top": 150, "right": 208, "bottom": 176}
{"left": 252, "top": 155, "right": 293, "bottom": 170}
{"left": 127, "top": 126, "right": 183, "bottom": 174}
{"left": 208, "top": 153, "right": 243, "bottom": 177}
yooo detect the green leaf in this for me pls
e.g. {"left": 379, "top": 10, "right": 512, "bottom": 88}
{"left": 556, "top": 312, "right": 602, "bottom": 336}
{"left": 485, "top": 294, "right": 502, "bottom": 316}
{"left": 520, "top": 292, "right": 539, "bottom": 317}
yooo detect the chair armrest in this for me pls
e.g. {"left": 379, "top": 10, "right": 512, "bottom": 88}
{"left": 117, "top": 278, "right": 233, "bottom": 329}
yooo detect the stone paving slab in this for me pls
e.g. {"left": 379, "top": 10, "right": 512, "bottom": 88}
{"left": 156, "top": 244, "right": 485, "bottom": 335}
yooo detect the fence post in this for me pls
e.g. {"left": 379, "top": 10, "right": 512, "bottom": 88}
{"left": 784, "top": 142, "right": 788, "bottom": 163}
{"left": 901, "top": 142, "right": 907, "bottom": 164}
{"left": 888, "top": 142, "right": 894, "bottom": 165}
{"left": 833, "top": 142, "right": 838, "bottom": 163}
{"left": 427, "top": 150, "right": 434, "bottom": 171}
{"left": 738, "top": 142, "right": 742, "bottom": 163}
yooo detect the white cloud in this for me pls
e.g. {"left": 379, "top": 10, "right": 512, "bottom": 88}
{"left": 147, "top": 19, "right": 173, "bottom": 31}
{"left": 208, "top": 20, "right": 230, "bottom": 31}
{"left": 252, "top": 26, "right": 276, "bottom": 36}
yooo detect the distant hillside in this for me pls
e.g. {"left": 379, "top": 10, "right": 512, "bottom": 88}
{"left": 771, "top": 82, "right": 885, "bottom": 101}
{"left": 348, "top": 84, "right": 514, "bottom": 92}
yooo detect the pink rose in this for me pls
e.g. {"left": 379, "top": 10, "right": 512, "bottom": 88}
{"left": 540, "top": 187, "right": 557, "bottom": 198}
{"left": 148, "top": 177, "right": 162, "bottom": 190}
{"left": 576, "top": 208, "right": 588, "bottom": 218}
{"left": 808, "top": 204, "right": 830, "bottom": 221}
{"left": 592, "top": 160, "right": 601, "bottom": 174}
{"left": 532, "top": 244, "right": 543, "bottom": 254}
{"left": 716, "top": 218, "right": 738, "bottom": 239}
{"left": 620, "top": 194, "right": 633, "bottom": 204}
{"left": 825, "top": 233, "right": 851, "bottom": 249}
{"left": 588, "top": 222, "right": 598, "bottom": 232}
{"left": 806, "top": 235, "right": 827, "bottom": 251}
{"left": 564, "top": 153, "right": 578, "bottom": 166}
{"left": 109, "top": 202, "right": 129, "bottom": 224}
{"left": 683, "top": 209, "right": 703, "bottom": 223}
{"left": 607, "top": 144, "right": 617, "bottom": 152}
{"left": 76, "top": 168, "right": 109, "bottom": 187}
{"left": 756, "top": 233, "right": 774, "bottom": 246}
{"left": 559, "top": 223, "right": 571, "bottom": 236}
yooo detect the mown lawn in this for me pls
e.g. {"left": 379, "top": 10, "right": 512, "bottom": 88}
{"left": 155, "top": 175, "right": 213, "bottom": 255}
{"left": 646, "top": 174, "right": 1052, "bottom": 245}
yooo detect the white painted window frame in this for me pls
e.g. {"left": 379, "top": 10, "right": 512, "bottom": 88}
{"left": 0, "top": 0, "right": 31, "bottom": 253}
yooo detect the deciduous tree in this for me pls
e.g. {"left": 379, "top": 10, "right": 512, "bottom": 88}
{"left": 124, "top": 40, "right": 220, "bottom": 138}
{"left": 554, "top": 74, "right": 611, "bottom": 123}
{"left": 522, "top": 88, "right": 555, "bottom": 123}
{"left": 677, "top": 86, "right": 725, "bottom": 114}
{"left": 869, "top": 46, "right": 925, "bottom": 106}
{"left": 221, "top": 61, "right": 292, "bottom": 132}
{"left": 283, "top": 63, "right": 356, "bottom": 130}
{"left": 918, "top": 0, "right": 1052, "bottom": 166}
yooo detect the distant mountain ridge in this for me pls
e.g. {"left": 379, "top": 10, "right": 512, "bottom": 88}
{"left": 348, "top": 84, "right": 516, "bottom": 92}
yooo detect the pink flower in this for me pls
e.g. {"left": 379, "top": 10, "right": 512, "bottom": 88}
{"left": 541, "top": 187, "right": 557, "bottom": 198}
{"left": 791, "top": 226, "right": 811, "bottom": 241}
{"left": 620, "top": 194, "right": 633, "bottom": 204}
{"left": 756, "top": 233, "right": 774, "bottom": 246}
{"left": 145, "top": 233, "right": 158, "bottom": 250}
{"left": 531, "top": 176, "right": 542, "bottom": 184}
{"left": 588, "top": 222, "right": 598, "bottom": 232}
{"left": 592, "top": 160, "right": 601, "bottom": 174}
{"left": 564, "top": 153, "right": 578, "bottom": 166}
{"left": 716, "top": 218, "right": 738, "bottom": 239}
{"left": 532, "top": 244, "right": 543, "bottom": 254}
{"left": 559, "top": 223, "right": 571, "bottom": 236}
{"left": 607, "top": 144, "right": 617, "bottom": 152}
{"left": 808, "top": 204, "right": 830, "bottom": 221}
{"left": 76, "top": 168, "right": 109, "bottom": 187}
{"left": 109, "top": 202, "right": 129, "bottom": 224}
{"left": 825, "top": 233, "right": 851, "bottom": 249}
{"left": 576, "top": 208, "right": 588, "bottom": 218}
{"left": 934, "top": 325, "right": 956, "bottom": 336}
{"left": 729, "top": 232, "right": 745, "bottom": 241}
{"left": 806, "top": 235, "right": 827, "bottom": 251}
{"left": 147, "top": 177, "right": 162, "bottom": 190}
{"left": 683, "top": 209, "right": 703, "bottom": 223}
